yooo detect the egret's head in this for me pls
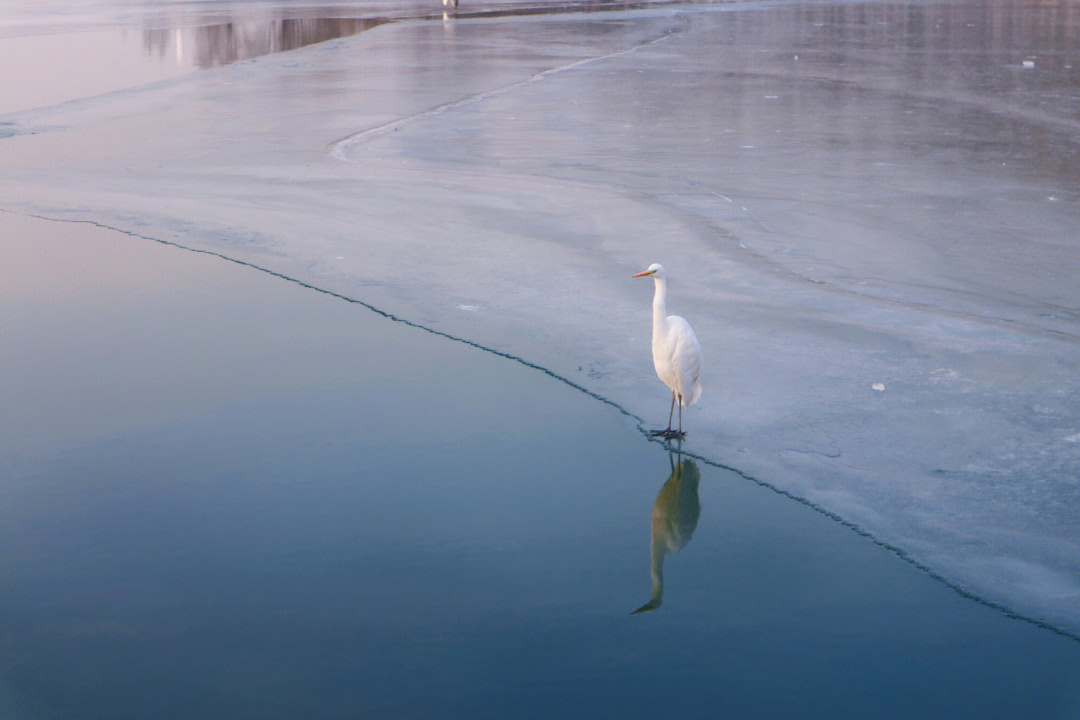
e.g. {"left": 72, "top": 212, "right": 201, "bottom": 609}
{"left": 632, "top": 263, "right": 664, "bottom": 279}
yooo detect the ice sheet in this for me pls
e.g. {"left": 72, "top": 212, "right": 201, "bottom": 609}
{"left": 3, "top": 0, "right": 1079, "bottom": 633}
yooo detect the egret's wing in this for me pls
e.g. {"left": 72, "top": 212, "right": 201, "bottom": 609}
{"left": 668, "top": 316, "right": 703, "bottom": 403}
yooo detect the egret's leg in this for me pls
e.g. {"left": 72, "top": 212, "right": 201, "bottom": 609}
{"left": 659, "top": 395, "right": 686, "bottom": 439}
{"left": 650, "top": 392, "right": 678, "bottom": 437}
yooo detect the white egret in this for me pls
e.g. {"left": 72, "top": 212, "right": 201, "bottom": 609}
{"left": 633, "top": 263, "right": 702, "bottom": 439}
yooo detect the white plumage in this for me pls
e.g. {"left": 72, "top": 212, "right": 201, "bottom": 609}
{"left": 633, "top": 263, "right": 702, "bottom": 437}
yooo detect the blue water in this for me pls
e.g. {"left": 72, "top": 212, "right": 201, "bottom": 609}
{"left": 2, "top": 215, "right": 1079, "bottom": 719}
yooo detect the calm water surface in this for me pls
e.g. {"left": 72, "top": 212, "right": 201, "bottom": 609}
{"left": 3, "top": 214, "right": 1080, "bottom": 719}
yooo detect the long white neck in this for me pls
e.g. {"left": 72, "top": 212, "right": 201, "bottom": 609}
{"left": 652, "top": 275, "right": 669, "bottom": 338}
{"left": 631, "top": 534, "right": 667, "bottom": 614}
{"left": 648, "top": 534, "right": 666, "bottom": 603}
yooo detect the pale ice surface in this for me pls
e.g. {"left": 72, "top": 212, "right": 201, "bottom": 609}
{"left": 3, "top": 0, "right": 1080, "bottom": 633}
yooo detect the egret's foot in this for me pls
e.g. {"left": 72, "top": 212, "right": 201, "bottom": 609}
{"left": 649, "top": 429, "right": 686, "bottom": 440}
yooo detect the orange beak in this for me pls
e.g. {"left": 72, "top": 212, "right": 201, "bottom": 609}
{"left": 632, "top": 270, "right": 655, "bottom": 278}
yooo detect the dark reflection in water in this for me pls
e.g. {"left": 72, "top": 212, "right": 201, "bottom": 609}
{"left": 632, "top": 454, "right": 701, "bottom": 614}
{"left": 143, "top": 17, "right": 389, "bottom": 68}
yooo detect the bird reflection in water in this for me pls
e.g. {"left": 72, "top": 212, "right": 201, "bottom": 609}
{"left": 632, "top": 453, "right": 701, "bottom": 614}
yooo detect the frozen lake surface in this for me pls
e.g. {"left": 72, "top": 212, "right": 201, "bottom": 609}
{"left": 2, "top": 0, "right": 1080, "bottom": 638}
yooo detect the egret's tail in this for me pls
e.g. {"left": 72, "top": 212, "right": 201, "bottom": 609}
{"left": 681, "top": 382, "right": 702, "bottom": 407}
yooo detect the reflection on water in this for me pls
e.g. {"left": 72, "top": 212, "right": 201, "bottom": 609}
{"left": 142, "top": 17, "right": 388, "bottom": 68}
{"left": 131, "top": 0, "right": 758, "bottom": 72}
{"left": 134, "top": 1, "right": 681, "bottom": 70}
{"left": 632, "top": 454, "right": 700, "bottom": 614}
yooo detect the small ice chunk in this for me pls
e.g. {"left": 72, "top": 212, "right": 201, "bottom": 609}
{"left": 1022, "top": 60, "right": 1035, "bottom": 69}
{"left": 457, "top": 305, "right": 479, "bottom": 312}
{"left": 1064, "top": 433, "right": 1080, "bottom": 444}
{"left": 871, "top": 382, "right": 885, "bottom": 392}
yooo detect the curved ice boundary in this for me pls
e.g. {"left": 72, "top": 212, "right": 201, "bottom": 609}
{"left": 2, "top": 0, "right": 1079, "bottom": 635}
{"left": 11, "top": 207, "right": 1078, "bottom": 645}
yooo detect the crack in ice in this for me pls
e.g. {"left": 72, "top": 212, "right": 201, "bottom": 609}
{"left": 327, "top": 20, "right": 684, "bottom": 162}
